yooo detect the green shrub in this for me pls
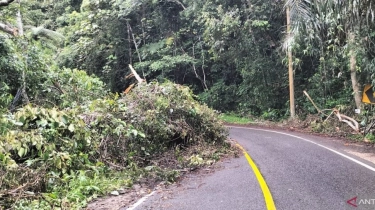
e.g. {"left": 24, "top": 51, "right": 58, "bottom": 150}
{"left": 40, "top": 68, "right": 108, "bottom": 108}
{"left": 0, "top": 101, "right": 136, "bottom": 208}
{"left": 261, "top": 108, "right": 282, "bottom": 121}
{"left": 0, "top": 81, "right": 228, "bottom": 209}
{"left": 220, "top": 113, "right": 253, "bottom": 124}
{"left": 120, "top": 81, "right": 228, "bottom": 159}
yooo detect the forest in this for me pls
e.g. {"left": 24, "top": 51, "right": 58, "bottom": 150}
{"left": 1, "top": 0, "right": 375, "bottom": 209}
{"left": 2, "top": 0, "right": 375, "bottom": 119}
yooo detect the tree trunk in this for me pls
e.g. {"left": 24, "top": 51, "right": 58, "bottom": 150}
{"left": 17, "top": 0, "right": 29, "bottom": 104}
{"left": 349, "top": 32, "right": 361, "bottom": 109}
{"left": 0, "top": 22, "right": 17, "bottom": 35}
{"left": 16, "top": 0, "right": 23, "bottom": 36}
{"left": 127, "top": 21, "right": 132, "bottom": 65}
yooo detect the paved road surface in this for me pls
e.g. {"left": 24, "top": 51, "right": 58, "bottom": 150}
{"left": 125, "top": 127, "right": 375, "bottom": 210}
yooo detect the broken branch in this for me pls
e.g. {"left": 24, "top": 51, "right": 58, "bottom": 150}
{"left": 124, "top": 83, "right": 135, "bottom": 94}
{"left": 167, "top": 0, "right": 186, "bottom": 10}
{"left": 303, "top": 90, "right": 325, "bottom": 115}
{"left": 333, "top": 109, "right": 359, "bottom": 132}
{"left": 323, "top": 110, "right": 334, "bottom": 123}
{"left": 0, "top": 22, "right": 17, "bottom": 35}
{"left": 128, "top": 64, "right": 144, "bottom": 84}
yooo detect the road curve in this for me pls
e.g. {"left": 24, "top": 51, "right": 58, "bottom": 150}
{"left": 126, "top": 127, "right": 375, "bottom": 210}
{"left": 230, "top": 126, "right": 375, "bottom": 210}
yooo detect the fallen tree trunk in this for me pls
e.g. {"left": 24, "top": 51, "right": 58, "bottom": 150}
{"left": 332, "top": 109, "right": 359, "bottom": 132}
{"left": 0, "top": 22, "right": 17, "bottom": 35}
{"left": 303, "top": 90, "right": 359, "bottom": 133}
{"left": 129, "top": 64, "right": 144, "bottom": 84}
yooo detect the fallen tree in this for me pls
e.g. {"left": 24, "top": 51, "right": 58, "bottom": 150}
{"left": 303, "top": 90, "right": 359, "bottom": 133}
{"left": 0, "top": 77, "right": 229, "bottom": 209}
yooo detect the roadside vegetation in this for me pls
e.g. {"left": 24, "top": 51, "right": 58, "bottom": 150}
{"left": 0, "top": 80, "right": 232, "bottom": 209}
{"left": 220, "top": 114, "right": 253, "bottom": 125}
{"left": 1, "top": 0, "right": 375, "bottom": 209}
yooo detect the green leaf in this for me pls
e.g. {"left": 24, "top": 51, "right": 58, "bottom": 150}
{"left": 18, "top": 147, "right": 25, "bottom": 157}
{"left": 61, "top": 115, "right": 69, "bottom": 125}
{"left": 68, "top": 124, "right": 75, "bottom": 132}
{"left": 25, "top": 159, "right": 36, "bottom": 166}
{"left": 36, "top": 119, "right": 48, "bottom": 127}
{"left": 56, "top": 158, "right": 62, "bottom": 169}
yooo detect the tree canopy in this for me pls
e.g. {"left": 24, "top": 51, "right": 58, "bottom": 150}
{"left": 1, "top": 0, "right": 375, "bottom": 118}
{"left": 3, "top": 0, "right": 375, "bottom": 208}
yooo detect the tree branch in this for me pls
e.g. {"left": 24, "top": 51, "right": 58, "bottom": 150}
{"left": 0, "top": 0, "right": 15, "bottom": 6}
{"left": 167, "top": 0, "right": 186, "bottom": 10}
{"left": 16, "top": 2, "right": 24, "bottom": 36}
{"left": 0, "top": 22, "right": 17, "bottom": 35}
{"left": 303, "top": 90, "right": 325, "bottom": 115}
{"left": 126, "top": 21, "right": 144, "bottom": 77}
{"left": 191, "top": 43, "right": 208, "bottom": 90}
{"left": 333, "top": 109, "right": 359, "bottom": 132}
{"left": 129, "top": 64, "right": 145, "bottom": 84}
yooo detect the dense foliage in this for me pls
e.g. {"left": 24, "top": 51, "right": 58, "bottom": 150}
{"left": 0, "top": 82, "right": 228, "bottom": 209}
{"left": 2, "top": 0, "right": 375, "bottom": 208}
{"left": 2, "top": 0, "right": 375, "bottom": 118}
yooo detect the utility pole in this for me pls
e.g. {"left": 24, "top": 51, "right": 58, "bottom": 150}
{"left": 286, "top": 6, "right": 295, "bottom": 118}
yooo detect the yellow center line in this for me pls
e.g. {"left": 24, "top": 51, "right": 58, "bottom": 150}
{"left": 236, "top": 143, "right": 276, "bottom": 210}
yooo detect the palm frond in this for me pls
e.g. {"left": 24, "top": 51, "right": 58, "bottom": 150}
{"left": 285, "top": 0, "right": 313, "bottom": 22}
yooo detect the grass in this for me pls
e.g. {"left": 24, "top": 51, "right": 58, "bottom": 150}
{"left": 220, "top": 113, "right": 253, "bottom": 124}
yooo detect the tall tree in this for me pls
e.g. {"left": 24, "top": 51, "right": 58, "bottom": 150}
{"left": 0, "top": 0, "right": 64, "bottom": 109}
{"left": 286, "top": 0, "right": 375, "bottom": 109}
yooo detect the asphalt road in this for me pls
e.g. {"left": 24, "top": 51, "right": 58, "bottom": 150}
{"left": 126, "top": 127, "right": 375, "bottom": 210}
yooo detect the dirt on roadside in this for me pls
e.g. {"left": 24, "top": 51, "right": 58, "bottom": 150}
{"left": 85, "top": 158, "right": 233, "bottom": 210}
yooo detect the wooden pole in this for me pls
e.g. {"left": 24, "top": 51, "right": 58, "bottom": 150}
{"left": 286, "top": 6, "right": 295, "bottom": 118}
